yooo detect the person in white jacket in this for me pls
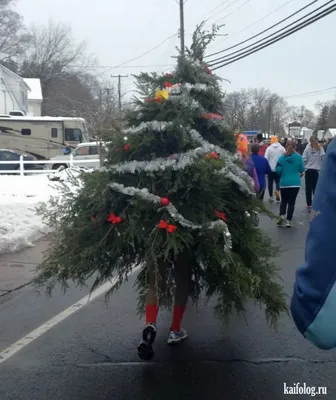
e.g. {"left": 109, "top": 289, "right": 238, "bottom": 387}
{"left": 265, "top": 136, "right": 286, "bottom": 202}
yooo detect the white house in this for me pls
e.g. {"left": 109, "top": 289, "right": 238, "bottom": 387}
{"left": 324, "top": 129, "right": 336, "bottom": 140}
{"left": 23, "top": 78, "right": 43, "bottom": 116}
{"left": 0, "top": 64, "right": 30, "bottom": 115}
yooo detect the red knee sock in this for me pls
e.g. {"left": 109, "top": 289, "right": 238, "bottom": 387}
{"left": 145, "top": 304, "right": 159, "bottom": 325}
{"left": 170, "top": 305, "right": 185, "bottom": 331}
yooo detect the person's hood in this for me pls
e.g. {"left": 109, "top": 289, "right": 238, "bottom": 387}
{"left": 285, "top": 154, "right": 294, "bottom": 163}
{"left": 271, "top": 142, "right": 282, "bottom": 148}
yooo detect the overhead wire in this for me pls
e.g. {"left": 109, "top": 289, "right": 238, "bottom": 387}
{"left": 284, "top": 86, "right": 336, "bottom": 99}
{"left": 209, "top": 2, "right": 336, "bottom": 70}
{"left": 208, "top": 0, "right": 294, "bottom": 46}
{"left": 206, "top": 0, "right": 319, "bottom": 58}
{"left": 208, "top": 0, "right": 251, "bottom": 26}
{"left": 203, "top": 0, "right": 237, "bottom": 22}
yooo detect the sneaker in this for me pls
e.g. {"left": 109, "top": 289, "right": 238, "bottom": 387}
{"left": 138, "top": 324, "right": 156, "bottom": 361}
{"left": 277, "top": 216, "right": 285, "bottom": 227}
{"left": 167, "top": 328, "right": 188, "bottom": 345}
{"left": 286, "top": 220, "right": 293, "bottom": 228}
{"left": 269, "top": 197, "right": 274, "bottom": 203}
{"left": 307, "top": 206, "right": 312, "bottom": 213}
{"left": 274, "top": 190, "right": 281, "bottom": 202}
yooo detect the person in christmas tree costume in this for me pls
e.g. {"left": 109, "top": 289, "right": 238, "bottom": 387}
{"left": 35, "top": 25, "right": 287, "bottom": 361}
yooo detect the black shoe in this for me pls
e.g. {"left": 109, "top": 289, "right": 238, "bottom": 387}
{"left": 138, "top": 324, "right": 156, "bottom": 361}
{"left": 277, "top": 216, "right": 285, "bottom": 227}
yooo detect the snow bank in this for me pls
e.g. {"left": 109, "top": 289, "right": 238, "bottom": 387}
{"left": 0, "top": 168, "right": 87, "bottom": 255}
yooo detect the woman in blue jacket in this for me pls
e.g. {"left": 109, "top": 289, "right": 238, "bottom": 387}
{"left": 275, "top": 142, "right": 305, "bottom": 227}
{"left": 291, "top": 138, "right": 336, "bottom": 350}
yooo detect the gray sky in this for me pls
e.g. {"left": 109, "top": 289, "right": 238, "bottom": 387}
{"left": 18, "top": 0, "right": 336, "bottom": 110}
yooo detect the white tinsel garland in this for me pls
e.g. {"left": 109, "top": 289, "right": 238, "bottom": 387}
{"left": 170, "top": 83, "right": 210, "bottom": 96}
{"left": 108, "top": 182, "right": 232, "bottom": 251}
{"left": 109, "top": 147, "right": 207, "bottom": 174}
{"left": 117, "top": 122, "right": 254, "bottom": 195}
{"left": 124, "top": 121, "right": 172, "bottom": 135}
{"left": 189, "top": 129, "right": 254, "bottom": 194}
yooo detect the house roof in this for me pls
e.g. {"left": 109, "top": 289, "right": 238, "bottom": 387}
{"left": 0, "top": 65, "right": 31, "bottom": 91}
{"left": 23, "top": 78, "right": 43, "bottom": 101}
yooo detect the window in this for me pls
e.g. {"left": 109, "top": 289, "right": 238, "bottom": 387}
{"left": 89, "top": 146, "right": 98, "bottom": 155}
{"left": 73, "top": 146, "right": 89, "bottom": 157}
{"left": 21, "top": 129, "right": 31, "bottom": 136}
{"left": 0, "top": 151, "right": 19, "bottom": 161}
{"left": 51, "top": 128, "right": 58, "bottom": 138}
{"left": 65, "top": 128, "right": 83, "bottom": 142}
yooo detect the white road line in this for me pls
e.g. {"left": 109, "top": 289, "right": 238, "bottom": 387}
{"left": 0, "top": 266, "right": 141, "bottom": 365}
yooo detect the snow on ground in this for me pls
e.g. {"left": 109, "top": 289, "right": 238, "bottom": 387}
{"left": 0, "top": 168, "right": 87, "bottom": 255}
{"left": 0, "top": 175, "right": 58, "bottom": 254}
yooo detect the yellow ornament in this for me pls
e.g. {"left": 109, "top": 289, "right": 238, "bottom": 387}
{"left": 155, "top": 89, "right": 169, "bottom": 101}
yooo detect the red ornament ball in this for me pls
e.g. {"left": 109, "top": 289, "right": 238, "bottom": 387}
{"left": 164, "top": 81, "right": 173, "bottom": 88}
{"left": 210, "top": 151, "right": 219, "bottom": 159}
{"left": 124, "top": 144, "right": 130, "bottom": 151}
{"left": 160, "top": 197, "right": 170, "bottom": 206}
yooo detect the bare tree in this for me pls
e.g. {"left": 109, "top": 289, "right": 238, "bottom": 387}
{"left": 18, "top": 20, "right": 99, "bottom": 117}
{"left": 20, "top": 20, "right": 94, "bottom": 86}
{"left": 0, "top": 0, "right": 29, "bottom": 62}
{"left": 223, "top": 88, "right": 290, "bottom": 134}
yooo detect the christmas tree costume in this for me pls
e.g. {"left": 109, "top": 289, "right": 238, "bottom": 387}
{"left": 35, "top": 26, "right": 287, "bottom": 361}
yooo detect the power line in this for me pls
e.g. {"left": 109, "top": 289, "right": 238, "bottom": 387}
{"left": 208, "top": 0, "right": 294, "bottom": 47}
{"left": 69, "top": 64, "right": 174, "bottom": 69}
{"left": 209, "top": 2, "right": 336, "bottom": 70}
{"left": 92, "top": 33, "right": 178, "bottom": 77}
{"left": 211, "top": 0, "right": 251, "bottom": 25}
{"left": 284, "top": 86, "right": 336, "bottom": 99}
{"left": 206, "top": 0, "right": 319, "bottom": 58}
{"left": 203, "top": 0, "right": 236, "bottom": 21}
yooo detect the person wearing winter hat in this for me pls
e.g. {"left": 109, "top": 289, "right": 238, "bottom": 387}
{"left": 256, "top": 133, "right": 268, "bottom": 156}
{"left": 265, "top": 136, "right": 286, "bottom": 202}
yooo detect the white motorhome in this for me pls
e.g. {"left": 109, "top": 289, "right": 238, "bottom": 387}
{"left": 0, "top": 116, "right": 90, "bottom": 159}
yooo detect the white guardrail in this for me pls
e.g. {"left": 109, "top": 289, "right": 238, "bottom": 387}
{"left": 0, "top": 155, "right": 98, "bottom": 175}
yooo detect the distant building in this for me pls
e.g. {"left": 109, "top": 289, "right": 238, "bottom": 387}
{"left": 288, "top": 121, "right": 301, "bottom": 138}
{"left": 324, "top": 129, "right": 336, "bottom": 140}
{"left": 23, "top": 78, "right": 43, "bottom": 116}
{"left": 0, "top": 64, "right": 30, "bottom": 115}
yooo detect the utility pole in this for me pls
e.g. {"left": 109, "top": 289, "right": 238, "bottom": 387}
{"left": 179, "top": 0, "right": 185, "bottom": 58}
{"left": 99, "top": 88, "right": 114, "bottom": 113}
{"left": 111, "top": 74, "right": 128, "bottom": 112}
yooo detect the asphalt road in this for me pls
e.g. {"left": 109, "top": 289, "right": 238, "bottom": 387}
{"left": 0, "top": 193, "right": 334, "bottom": 400}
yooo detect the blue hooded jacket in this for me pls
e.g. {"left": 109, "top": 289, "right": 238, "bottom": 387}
{"left": 291, "top": 138, "right": 336, "bottom": 350}
{"left": 276, "top": 152, "right": 304, "bottom": 187}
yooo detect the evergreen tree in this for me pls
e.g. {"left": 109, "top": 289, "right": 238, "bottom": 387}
{"left": 35, "top": 26, "right": 287, "bottom": 325}
{"left": 317, "top": 105, "right": 329, "bottom": 131}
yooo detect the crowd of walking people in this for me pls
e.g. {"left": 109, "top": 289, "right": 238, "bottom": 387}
{"left": 237, "top": 132, "right": 326, "bottom": 227}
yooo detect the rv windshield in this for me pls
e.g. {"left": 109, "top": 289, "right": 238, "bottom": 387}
{"left": 65, "top": 128, "right": 83, "bottom": 142}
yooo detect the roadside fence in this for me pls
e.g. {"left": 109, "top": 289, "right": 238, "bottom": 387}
{"left": 0, "top": 155, "right": 98, "bottom": 176}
